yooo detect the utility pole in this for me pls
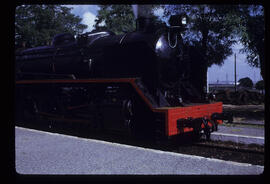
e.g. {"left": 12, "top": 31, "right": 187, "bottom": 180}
{"left": 206, "top": 69, "right": 209, "bottom": 93}
{"left": 234, "top": 53, "right": 237, "bottom": 92}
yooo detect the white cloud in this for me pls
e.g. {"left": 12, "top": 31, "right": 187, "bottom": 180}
{"left": 64, "top": 5, "right": 99, "bottom": 17}
{"left": 82, "top": 11, "right": 96, "bottom": 33}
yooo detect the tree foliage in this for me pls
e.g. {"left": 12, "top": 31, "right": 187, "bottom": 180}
{"left": 236, "top": 5, "right": 265, "bottom": 80}
{"left": 163, "top": 5, "right": 239, "bottom": 93}
{"left": 163, "top": 5, "right": 265, "bottom": 91}
{"left": 238, "top": 77, "right": 253, "bottom": 88}
{"left": 15, "top": 5, "right": 87, "bottom": 48}
{"left": 93, "top": 5, "right": 165, "bottom": 35}
{"left": 255, "top": 80, "right": 264, "bottom": 91}
{"left": 164, "top": 5, "right": 238, "bottom": 67}
{"left": 94, "top": 5, "right": 136, "bottom": 35}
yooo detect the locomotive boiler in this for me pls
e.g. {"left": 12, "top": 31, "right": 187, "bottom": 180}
{"left": 15, "top": 6, "right": 230, "bottom": 141}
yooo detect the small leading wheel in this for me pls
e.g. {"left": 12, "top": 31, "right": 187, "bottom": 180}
{"left": 202, "top": 119, "right": 211, "bottom": 141}
{"left": 123, "top": 99, "right": 135, "bottom": 137}
{"left": 203, "top": 129, "right": 211, "bottom": 141}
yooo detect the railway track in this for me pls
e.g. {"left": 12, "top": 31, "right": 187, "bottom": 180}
{"left": 167, "top": 139, "right": 264, "bottom": 166}
{"left": 193, "top": 140, "right": 264, "bottom": 154}
{"left": 223, "top": 121, "right": 264, "bottom": 127}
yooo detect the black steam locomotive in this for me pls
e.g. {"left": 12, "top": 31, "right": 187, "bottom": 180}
{"left": 15, "top": 11, "right": 228, "bottom": 140}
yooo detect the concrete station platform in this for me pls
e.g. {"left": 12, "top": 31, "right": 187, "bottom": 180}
{"left": 15, "top": 127, "right": 264, "bottom": 175}
{"left": 212, "top": 124, "right": 264, "bottom": 145}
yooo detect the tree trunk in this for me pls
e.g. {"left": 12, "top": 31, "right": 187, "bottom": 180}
{"left": 259, "top": 50, "right": 265, "bottom": 81}
{"left": 201, "top": 28, "right": 209, "bottom": 96}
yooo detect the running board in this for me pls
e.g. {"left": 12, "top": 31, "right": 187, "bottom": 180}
{"left": 16, "top": 77, "right": 165, "bottom": 109}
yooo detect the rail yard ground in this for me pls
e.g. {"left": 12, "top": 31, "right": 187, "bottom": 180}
{"left": 217, "top": 104, "right": 265, "bottom": 145}
{"left": 15, "top": 104, "right": 265, "bottom": 175}
{"left": 223, "top": 104, "right": 264, "bottom": 124}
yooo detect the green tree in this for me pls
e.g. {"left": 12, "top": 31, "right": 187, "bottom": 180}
{"left": 238, "top": 77, "right": 253, "bottom": 88}
{"left": 94, "top": 5, "right": 136, "bottom": 34}
{"left": 237, "top": 5, "right": 265, "bottom": 81}
{"left": 15, "top": 5, "right": 87, "bottom": 47}
{"left": 165, "top": 5, "right": 238, "bottom": 65}
{"left": 255, "top": 80, "right": 264, "bottom": 91}
{"left": 93, "top": 5, "right": 165, "bottom": 35}
{"left": 164, "top": 5, "right": 238, "bottom": 93}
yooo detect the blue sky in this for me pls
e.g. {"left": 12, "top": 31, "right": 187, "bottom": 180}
{"left": 208, "top": 43, "right": 262, "bottom": 84}
{"left": 65, "top": 5, "right": 262, "bottom": 84}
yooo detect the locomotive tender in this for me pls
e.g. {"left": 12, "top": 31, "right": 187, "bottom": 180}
{"left": 15, "top": 6, "right": 229, "bottom": 141}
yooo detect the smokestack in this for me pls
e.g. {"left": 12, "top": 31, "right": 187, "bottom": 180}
{"left": 132, "top": 5, "right": 155, "bottom": 32}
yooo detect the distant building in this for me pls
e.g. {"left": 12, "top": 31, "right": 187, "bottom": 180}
{"left": 209, "top": 81, "right": 264, "bottom": 95}
{"left": 209, "top": 81, "right": 239, "bottom": 91}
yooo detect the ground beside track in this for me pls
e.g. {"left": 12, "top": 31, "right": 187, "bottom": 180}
{"left": 217, "top": 104, "right": 265, "bottom": 146}
{"left": 223, "top": 104, "right": 264, "bottom": 123}
{"left": 15, "top": 127, "right": 263, "bottom": 175}
{"left": 211, "top": 124, "right": 264, "bottom": 145}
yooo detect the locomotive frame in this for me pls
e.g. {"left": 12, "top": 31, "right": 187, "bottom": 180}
{"left": 15, "top": 12, "right": 231, "bottom": 142}
{"left": 16, "top": 76, "right": 225, "bottom": 141}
